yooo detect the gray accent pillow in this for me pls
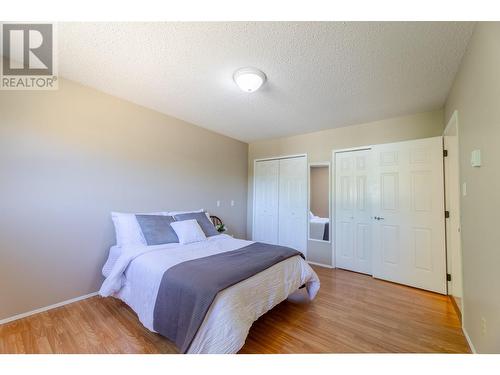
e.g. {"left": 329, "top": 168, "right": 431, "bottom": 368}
{"left": 173, "top": 212, "right": 219, "bottom": 237}
{"left": 135, "top": 215, "right": 179, "bottom": 246}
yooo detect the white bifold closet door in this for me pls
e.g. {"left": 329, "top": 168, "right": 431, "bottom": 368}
{"left": 253, "top": 156, "right": 307, "bottom": 253}
{"left": 372, "top": 137, "right": 446, "bottom": 294}
{"left": 278, "top": 157, "right": 307, "bottom": 253}
{"left": 334, "top": 149, "right": 373, "bottom": 274}
{"left": 253, "top": 159, "right": 280, "bottom": 245}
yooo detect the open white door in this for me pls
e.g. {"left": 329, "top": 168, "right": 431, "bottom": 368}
{"left": 371, "top": 137, "right": 447, "bottom": 294}
{"left": 334, "top": 149, "right": 373, "bottom": 274}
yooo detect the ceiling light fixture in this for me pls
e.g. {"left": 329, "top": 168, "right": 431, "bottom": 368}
{"left": 233, "top": 67, "right": 266, "bottom": 93}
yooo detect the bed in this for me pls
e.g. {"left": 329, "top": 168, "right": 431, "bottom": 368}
{"left": 309, "top": 215, "right": 329, "bottom": 241}
{"left": 100, "top": 232, "right": 320, "bottom": 354}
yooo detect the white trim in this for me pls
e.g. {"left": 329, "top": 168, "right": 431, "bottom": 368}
{"left": 444, "top": 110, "right": 459, "bottom": 136}
{"left": 307, "top": 261, "right": 334, "bottom": 269}
{"left": 462, "top": 326, "right": 477, "bottom": 353}
{"left": 332, "top": 145, "right": 373, "bottom": 154}
{"left": 0, "top": 292, "right": 98, "bottom": 326}
{"left": 309, "top": 162, "right": 330, "bottom": 167}
{"left": 308, "top": 238, "right": 329, "bottom": 243}
{"left": 443, "top": 110, "right": 465, "bottom": 314}
{"left": 253, "top": 153, "right": 307, "bottom": 163}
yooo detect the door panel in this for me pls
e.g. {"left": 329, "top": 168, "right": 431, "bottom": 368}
{"left": 413, "top": 228, "right": 432, "bottom": 271}
{"left": 340, "top": 176, "right": 352, "bottom": 210}
{"left": 356, "top": 224, "right": 369, "bottom": 259}
{"left": 335, "top": 149, "right": 373, "bottom": 274}
{"left": 411, "top": 171, "right": 432, "bottom": 212}
{"left": 278, "top": 157, "right": 307, "bottom": 253}
{"left": 372, "top": 137, "right": 446, "bottom": 294}
{"left": 356, "top": 176, "right": 367, "bottom": 210}
{"left": 339, "top": 221, "right": 354, "bottom": 257}
{"left": 381, "top": 173, "right": 399, "bottom": 210}
{"left": 381, "top": 224, "right": 400, "bottom": 265}
{"left": 253, "top": 160, "right": 279, "bottom": 244}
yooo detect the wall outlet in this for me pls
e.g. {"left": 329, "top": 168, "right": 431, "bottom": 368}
{"left": 230, "top": 200, "right": 235, "bottom": 207}
{"left": 216, "top": 200, "right": 221, "bottom": 207}
{"left": 481, "top": 317, "right": 487, "bottom": 335}
{"left": 462, "top": 182, "right": 467, "bottom": 197}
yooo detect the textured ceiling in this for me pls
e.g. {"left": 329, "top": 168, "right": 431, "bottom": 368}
{"left": 58, "top": 22, "right": 475, "bottom": 142}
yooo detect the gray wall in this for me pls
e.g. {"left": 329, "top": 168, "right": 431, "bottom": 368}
{"left": 0, "top": 78, "right": 248, "bottom": 321}
{"left": 444, "top": 22, "right": 500, "bottom": 353}
{"left": 248, "top": 110, "right": 444, "bottom": 265}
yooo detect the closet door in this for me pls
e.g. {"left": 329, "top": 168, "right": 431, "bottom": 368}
{"left": 334, "top": 149, "right": 373, "bottom": 274}
{"left": 278, "top": 156, "right": 307, "bottom": 253}
{"left": 372, "top": 137, "right": 446, "bottom": 294}
{"left": 253, "top": 160, "right": 279, "bottom": 245}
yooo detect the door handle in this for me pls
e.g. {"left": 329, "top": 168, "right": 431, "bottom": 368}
{"left": 373, "top": 216, "right": 385, "bottom": 220}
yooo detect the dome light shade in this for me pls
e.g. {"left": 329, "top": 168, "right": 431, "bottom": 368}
{"left": 233, "top": 67, "right": 266, "bottom": 93}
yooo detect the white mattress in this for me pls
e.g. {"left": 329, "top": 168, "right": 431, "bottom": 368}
{"left": 99, "top": 235, "right": 320, "bottom": 353}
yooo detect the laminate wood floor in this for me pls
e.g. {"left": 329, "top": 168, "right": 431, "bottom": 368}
{"left": 0, "top": 266, "right": 470, "bottom": 354}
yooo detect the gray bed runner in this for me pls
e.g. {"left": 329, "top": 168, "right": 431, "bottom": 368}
{"left": 153, "top": 242, "right": 304, "bottom": 353}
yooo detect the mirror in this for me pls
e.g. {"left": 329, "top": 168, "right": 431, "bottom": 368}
{"left": 309, "top": 163, "right": 330, "bottom": 242}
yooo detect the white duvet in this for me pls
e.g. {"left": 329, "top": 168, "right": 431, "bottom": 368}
{"left": 99, "top": 234, "right": 320, "bottom": 354}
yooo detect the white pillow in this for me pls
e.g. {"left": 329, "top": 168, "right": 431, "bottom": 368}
{"left": 111, "top": 211, "right": 164, "bottom": 247}
{"left": 170, "top": 219, "right": 207, "bottom": 244}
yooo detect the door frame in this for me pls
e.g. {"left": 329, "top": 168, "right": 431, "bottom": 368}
{"left": 444, "top": 110, "right": 464, "bottom": 313}
{"left": 252, "top": 153, "right": 308, "bottom": 255}
{"left": 331, "top": 146, "right": 372, "bottom": 268}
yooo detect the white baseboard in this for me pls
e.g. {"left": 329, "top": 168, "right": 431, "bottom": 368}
{"left": 462, "top": 326, "right": 477, "bottom": 353}
{"left": 307, "top": 261, "right": 334, "bottom": 269}
{"left": 0, "top": 292, "right": 98, "bottom": 326}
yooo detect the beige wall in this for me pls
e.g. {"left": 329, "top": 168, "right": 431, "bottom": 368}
{"left": 0, "top": 78, "right": 248, "bottom": 321}
{"left": 248, "top": 109, "right": 444, "bottom": 264}
{"left": 444, "top": 22, "right": 500, "bottom": 353}
{"left": 310, "top": 166, "right": 329, "bottom": 218}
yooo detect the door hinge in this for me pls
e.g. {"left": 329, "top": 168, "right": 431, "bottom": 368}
{"left": 443, "top": 149, "right": 448, "bottom": 157}
{"left": 445, "top": 210, "right": 450, "bottom": 219}
{"left": 447, "top": 273, "right": 452, "bottom": 282}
